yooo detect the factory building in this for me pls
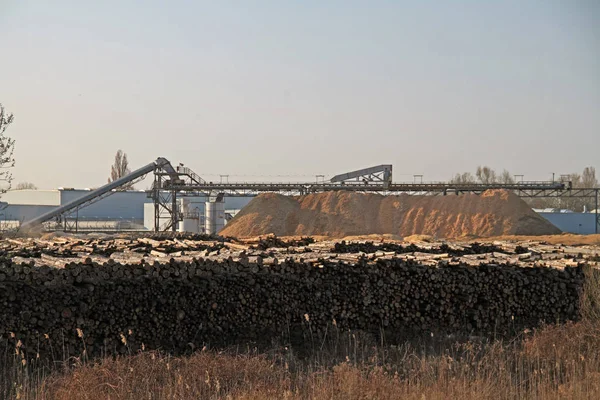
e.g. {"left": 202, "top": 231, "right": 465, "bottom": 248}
{"left": 0, "top": 189, "right": 252, "bottom": 233}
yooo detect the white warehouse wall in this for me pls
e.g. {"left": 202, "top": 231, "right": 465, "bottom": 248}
{"left": 2, "top": 190, "right": 60, "bottom": 206}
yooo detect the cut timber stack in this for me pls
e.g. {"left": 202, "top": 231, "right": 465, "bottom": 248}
{"left": 0, "top": 236, "right": 588, "bottom": 361}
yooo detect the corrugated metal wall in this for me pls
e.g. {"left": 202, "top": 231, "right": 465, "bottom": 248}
{"left": 537, "top": 212, "right": 598, "bottom": 235}
{"left": 1, "top": 205, "right": 57, "bottom": 222}
{"left": 59, "top": 190, "right": 151, "bottom": 219}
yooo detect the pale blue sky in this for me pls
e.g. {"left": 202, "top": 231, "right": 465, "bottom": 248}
{"left": 1, "top": 0, "right": 599, "bottom": 188}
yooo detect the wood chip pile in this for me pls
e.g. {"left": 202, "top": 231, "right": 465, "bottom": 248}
{"left": 1, "top": 234, "right": 597, "bottom": 359}
{"left": 220, "top": 190, "right": 562, "bottom": 238}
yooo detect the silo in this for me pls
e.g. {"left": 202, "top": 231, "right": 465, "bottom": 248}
{"left": 205, "top": 195, "right": 225, "bottom": 234}
{"left": 178, "top": 198, "right": 200, "bottom": 233}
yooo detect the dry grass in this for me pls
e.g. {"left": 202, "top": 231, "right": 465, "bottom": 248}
{"left": 3, "top": 266, "right": 600, "bottom": 400}
{"left": 2, "top": 321, "right": 599, "bottom": 400}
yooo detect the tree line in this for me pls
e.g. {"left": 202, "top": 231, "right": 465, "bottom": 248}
{"left": 451, "top": 166, "right": 518, "bottom": 185}
{"left": 452, "top": 165, "right": 599, "bottom": 212}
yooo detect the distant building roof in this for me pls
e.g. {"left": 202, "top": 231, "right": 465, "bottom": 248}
{"left": 533, "top": 208, "right": 574, "bottom": 213}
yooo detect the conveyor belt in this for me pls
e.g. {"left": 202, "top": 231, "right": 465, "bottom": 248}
{"left": 21, "top": 158, "right": 176, "bottom": 229}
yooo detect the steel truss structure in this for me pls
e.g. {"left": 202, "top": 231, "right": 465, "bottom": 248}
{"left": 149, "top": 164, "right": 207, "bottom": 231}
{"left": 20, "top": 158, "right": 599, "bottom": 234}
{"left": 162, "top": 170, "right": 600, "bottom": 233}
{"left": 165, "top": 181, "right": 572, "bottom": 197}
{"left": 330, "top": 165, "right": 393, "bottom": 188}
{"left": 163, "top": 180, "right": 599, "bottom": 234}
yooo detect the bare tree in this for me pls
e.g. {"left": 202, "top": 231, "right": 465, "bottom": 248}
{"left": 569, "top": 173, "right": 582, "bottom": 187}
{"left": 476, "top": 166, "right": 497, "bottom": 184}
{"left": 453, "top": 166, "right": 514, "bottom": 185}
{"left": 108, "top": 150, "right": 134, "bottom": 190}
{"left": 15, "top": 182, "right": 37, "bottom": 190}
{"left": 552, "top": 173, "right": 584, "bottom": 211}
{"left": 452, "top": 167, "right": 513, "bottom": 185}
{"left": 499, "top": 169, "right": 515, "bottom": 184}
{"left": 452, "top": 164, "right": 598, "bottom": 212}
{"left": 582, "top": 167, "right": 598, "bottom": 188}
{"left": 573, "top": 167, "right": 598, "bottom": 211}
{"left": 450, "top": 172, "right": 476, "bottom": 184}
{"left": 0, "top": 104, "right": 16, "bottom": 195}
{"left": 543, "top": 168, "right": 598, "bottom": 212}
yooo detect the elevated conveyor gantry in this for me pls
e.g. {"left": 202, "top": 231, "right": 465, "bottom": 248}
{"left": 330, "top": 164, "right": 393, "bottom": 188}
{"left": 21, "top": 158, "right": 178, "bottom": 230}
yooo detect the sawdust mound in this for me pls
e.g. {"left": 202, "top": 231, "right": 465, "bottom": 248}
{"left": 220, "top": 190, "right": 561, "bottom": 239}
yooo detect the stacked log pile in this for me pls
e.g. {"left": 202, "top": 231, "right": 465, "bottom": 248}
{"left": 0, "top": 235, "right": 595, "bottom": 360}
{"left": 0, "top": 235, "right": 227, "bottom": 265}
{"left": 332, "top": 241, "right": 507, "bottom": 256}
{"left": 251, "top": 236, "right": 315, "bottom": 250}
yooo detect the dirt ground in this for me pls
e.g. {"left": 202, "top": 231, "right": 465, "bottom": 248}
{"left": 237, "top": 233, "right": 600, "bottom": 246}
{"left": 484, "top": 233, "right": 600, "bottom": 246}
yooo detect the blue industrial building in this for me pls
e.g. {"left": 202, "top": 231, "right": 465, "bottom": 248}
{"left": 534, "top": 210, "right": 599, "bottom": 235}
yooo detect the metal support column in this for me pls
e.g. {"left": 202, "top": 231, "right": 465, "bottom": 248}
{"left": 153, "top": 173, "right": 160, "bottom": 232}
{"left": 171, "top": 190, "right": 177, "bottom": 232}
{"left": 594, "top": 189, "right": 600, "bottom": 233}
{"left": 154, "top": 202, "right": 159, "bottom": 232}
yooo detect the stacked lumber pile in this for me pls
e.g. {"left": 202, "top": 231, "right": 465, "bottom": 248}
{"left": 0, "top": 235, "right": 595, "bottom": 360}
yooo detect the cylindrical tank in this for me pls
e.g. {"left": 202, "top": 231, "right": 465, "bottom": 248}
{"left": 205, "top": 200, "right": 225, "bottom": 234}
{"left": 178, "top": 198, "right": 200, "bottom": 233}
{"left": 179, "top": 217, "right": 199, "bottom": 233}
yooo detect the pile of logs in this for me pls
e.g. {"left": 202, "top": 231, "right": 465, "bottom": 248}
{"left": 0, "top": 235, "right": 589, "bottom": 360}
{"left": 332, "top": 241, "right": 510, "bottom": 256}
{"left": 252, "top": 236, "right": 315, "bottom": 250}
{"left": 0, "top": 235, "right": 226, "bottom": 260}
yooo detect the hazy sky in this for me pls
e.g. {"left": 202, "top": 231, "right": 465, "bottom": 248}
{"left": 1, "top": 0, "right": 599, "bottom": 189}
